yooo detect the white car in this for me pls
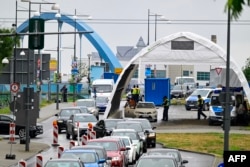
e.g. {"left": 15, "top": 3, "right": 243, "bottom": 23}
{"left": 125, "top": 102, "right": 158, "bottom": 122}
{"left": 111, "top": 129, "right": 143, "bottom": 160}
{"left": 76, "top": 99, "right": 99, "bottom": 120}
{"left": 104, "top": 136, "right": 137, "bottom": 165}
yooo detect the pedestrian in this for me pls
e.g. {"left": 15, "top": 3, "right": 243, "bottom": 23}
{"left": 60, "top": 85, "right": 68, "bottom": 102}
{"left": 162, "top": 96, "right": 169, "bottom": 121}
{"left": 197, "top": 94, "right": 207, "bottom": 120}
{"left": 135, "top": 85, "right": 140, "bottom": 102}
{"left": 131, "top": 85, "right": 137, "bottom": 103}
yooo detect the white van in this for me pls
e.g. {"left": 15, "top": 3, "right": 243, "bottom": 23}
{"left": 91, "top": 79, "right": 114, "bottom": 98}
{"left": 174, "top": 76, "right": 195, "bottom": 85}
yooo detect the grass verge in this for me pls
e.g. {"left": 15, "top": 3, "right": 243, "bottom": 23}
{"left": 156, "top": 133, "right": 250, "bottom": 157}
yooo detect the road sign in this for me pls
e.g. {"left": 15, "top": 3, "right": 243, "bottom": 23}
{"left": 10, "top": 83, "right": 20, "bottom": 93}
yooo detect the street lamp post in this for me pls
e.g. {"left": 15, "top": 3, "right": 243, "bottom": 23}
{"left": 147, "top": 9, "right": 166, "bottom": 45}
{"left": 20, "top": 0, "right": 60, "bottom": 151}
{"left": 55, "top": 11, "right": 61, "bottom": 110}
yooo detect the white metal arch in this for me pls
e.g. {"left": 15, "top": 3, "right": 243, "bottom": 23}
{"left": 104, "top": 31, "right": 250, "bottom": 118}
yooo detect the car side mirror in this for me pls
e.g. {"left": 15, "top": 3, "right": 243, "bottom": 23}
{"left": 120, "top": 147, "right": 126, "bottom": 151}
{"left": 126, "top": 147, "right": 131, "bottom": 150}
{"left": 55, "top": 113, "right": 58, "bottom": 116}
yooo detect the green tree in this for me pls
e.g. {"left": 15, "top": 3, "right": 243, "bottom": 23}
{"left": 226, "top": 0, "right": 250, "bottom": 19}
{"left": 0, "top": 28, "right": 20, "bottom": 68}
{"left": 242, "top": 58, "right": 250, "bottom": 82}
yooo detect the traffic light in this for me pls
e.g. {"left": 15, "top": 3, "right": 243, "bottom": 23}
{"left": 29, "top": 18, "right": 45, "bottom": 50}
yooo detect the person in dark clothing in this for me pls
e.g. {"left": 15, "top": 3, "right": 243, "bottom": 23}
{"left": 197, "top": 94, "right": 207, "bottom": 120}
{"left": 162, "top": 96, "right": 169, "bottom": 121}
{"left": 60, "top": 85, "right": 68, "bottom": 102}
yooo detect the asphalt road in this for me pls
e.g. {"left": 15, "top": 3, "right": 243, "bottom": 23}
{"left": 9, "top": 104, "right": 221, "bottom": 167}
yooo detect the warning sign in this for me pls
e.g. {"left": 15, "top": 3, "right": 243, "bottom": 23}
{"left": 10, "top": 82, "right": 20, "bottom": 93}
{"left": 215, "top": 67, "right": 222, "bottom": 76}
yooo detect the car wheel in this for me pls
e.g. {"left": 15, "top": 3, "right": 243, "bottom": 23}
{"left": 18, "top": 128, "right": 26, "bottom": 139}
{"left": 208, "top": 119, "right": 213, "bottom": 126}
{"left": 152, "top": 143, "right": 156, "bottom": 148}
{"left": 30, "top": 132, "right": 36, "bottom": 138}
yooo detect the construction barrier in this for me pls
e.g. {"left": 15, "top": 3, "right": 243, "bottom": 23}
{"left": 51, "top": 125, "right": 59, "bottom": 146}
{"left": 9, "top": 122, "right": 15, "bottom": 143}
{"left": 88, "top": 130, "right": 96, "bottom": 140}
{"left": 36, "top": 154, "right": 43, "bottom": 167}
{"left": 81, "top": 135, "right": 88, "bottom": 145}
{"left": 69, "top": 140, "right": 75, "bottom": 149}
{"left": 58, "top": 146, "right": 64, "bottom": 158}
{"left": 18, "top": 159, "right": 27, "bottom": 167}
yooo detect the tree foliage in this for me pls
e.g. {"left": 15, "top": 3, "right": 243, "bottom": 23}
{"left": 0, "top": 28, "right": 20, "bottom": 68}
{"left": 242, "top": 58, "right": 250, "bottom": 82}
{"left": 226, "top": 0, "right": 250, "bottom": 20}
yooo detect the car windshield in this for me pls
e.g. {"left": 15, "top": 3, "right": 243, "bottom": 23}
{"left": 79, "top": 107, "right": 89, "bottom": 113}
{"left": 60, "top": 109, "right": 81, "bottom": 116}
{"left": 87, "top": 141, "right": 118, "bottom": 151}
{"left": 94, "top": 85, "right": 112, "bottom": 93}
{"left": 191, "top": 89, "right": 210, "bottom": 97}
{"left": 76, "top": 101, "right": 95, "bottom": 107}
{"left": 172, "top": 85, "right": 186, "bottom": 91}
{"left": 61, "top": 152, "right": 97, "bottom": 163}
{"left": 137, "top": 103, "right": 155, "bottom": 108}
{"left": 133, "top": 120, "right": 152, "bottom": 129}
{"left": 147, "top": 151, "right": 180, "bottom": 162}
{"left": 45, "top": 161, "right": 81, "bottom": 167}
{"left": 116, "top": 123, "right": 143, "bottom": 132}
{"left": 112, "top": 132, "right": 138, "bottom": 140}
{"left": 96, "top": 97, "right": 108, "bottom": 103}
{"left": 121, "top": 138, "right": 130, "bottom": 146}
{"left": 105, "top": 120, "right": 122, "bottom": 128}
{"left": 74, "top": 115, "right": 97, "bottom": 122}
{"left": 137, "top": 158, "right": 176, "bottom": 167}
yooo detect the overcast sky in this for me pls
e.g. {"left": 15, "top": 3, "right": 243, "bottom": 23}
{"left": 1, "top": 0, "right": 250, "bottom": 74}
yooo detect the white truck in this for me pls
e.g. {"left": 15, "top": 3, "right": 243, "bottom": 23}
{"left": 91, "top": 79, "right": 114, "bottom": 99}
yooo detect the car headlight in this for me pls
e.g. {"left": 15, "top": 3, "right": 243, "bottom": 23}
{"left": 57, "top": 120, "right": 63, "bottom": 123}
{"left": 148, "top": 132, "right": 156, "bottom": 137}
{"left": 112, "top": 157, "right": 121, "bottom": 161}
{"left": 152, "top": 110, "right": 157, "bottom": 114}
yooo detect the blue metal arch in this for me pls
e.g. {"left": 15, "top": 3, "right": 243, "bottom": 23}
{"left": 16, "top": 12, "right": 122, "bottom": 72}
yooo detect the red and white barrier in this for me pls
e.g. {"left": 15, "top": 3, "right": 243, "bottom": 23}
{"left": 81, "top": 135, "right": 88, "bottom": 145}
{"left": 9, "top": 122, "right": 15, "bottom": 143}
{"left": 58, "top": 146, "right": 64, "bottom": 158}
{"left": 51, "top": 125, "right": 59, "bottom": 146}
{"left": 88, "top": 130, "right": 96, "bottom": 140}
{"left": 69, "top": 140, "right": 75, "bottom": 149}
{"left": 18, "top": 159, "right": 27, "bottom": 167}
{"left": 36, "top": 154, "right": 43, "bottom": 167}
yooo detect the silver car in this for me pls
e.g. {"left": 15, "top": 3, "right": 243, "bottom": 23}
{"left": 76, "top": 99, "right": 99, "bottom": 120}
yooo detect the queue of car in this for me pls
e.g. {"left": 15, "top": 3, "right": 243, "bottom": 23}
{"left": 50, "top": 94, "right": 189, "bottom": 167}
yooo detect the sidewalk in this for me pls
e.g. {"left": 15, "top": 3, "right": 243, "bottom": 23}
{"left": 0, "top": 102, "right": 73, "bottom": 167}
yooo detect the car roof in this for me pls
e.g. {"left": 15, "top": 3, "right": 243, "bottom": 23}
{"left": 73, "top": 113, "right": 93, "bottom": 116}
{"left": 87, "top": 137, "right": 121, "bottom": 142}
{"left": 60, "top": 106, "right": 82, "bottom": 110}
{"left": 112, "top": 129, "right": 137, "bottom": 132}
{"left": 117, "top": 121, "right": 142, "bottom": 124}
{"left": 72, "top": 145, "right": 105, "bottom": 150}
{"left": 46, "top": 158, "right": 82, "bottom": 162}
{"left": 64, "top": 149, "right": 97, "bottom": 153}
{"left": 77, "top": 99, "right": 94, "bottom": 102}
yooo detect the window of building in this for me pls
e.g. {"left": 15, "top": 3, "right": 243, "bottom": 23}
{"left": 183, "top": 70, "right": 189, "bottom": 76}
{"left": 197, "top": 72, "right": 210, "bottom": 81}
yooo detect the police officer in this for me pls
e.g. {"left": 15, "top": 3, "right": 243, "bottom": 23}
{"left": 162, "top": 96, "right": 169, "bottom": 121}
{"left": 135, "top": 85, "right": 140, "bottom": 102}
{"left": 131, "top": 85, "right": 137, "bottom": 102}
{"left": 197, "top": 94, "right": 207, "bottom": 120}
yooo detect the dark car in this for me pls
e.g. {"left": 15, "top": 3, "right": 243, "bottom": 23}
{"left": 135, "top": 154, "right": 178, "bottom": 167}
{"left": 170, "top": 85, "right": 188, "bottom": 99}
{"left": 147, "top": 148, "right": 188, "bottom": 167}
{"left": 93, "top": 119, "right": 124, "bottom": 138}
{"left": 116, "top": 121, "right": 147, "bottom": 153}
{"left": 125, "top": 118, "right": 156, "bottom": 147}
{"left": 0, "top": 114, "right": 43, "bottom": 138}
{"left": 55, "top": 106, "right": 83, "bottom": 133}
{"left": 66, "top": 113, "right": 98, "bottom": 140}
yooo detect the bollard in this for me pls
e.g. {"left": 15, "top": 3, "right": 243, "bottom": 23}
{"left": 9, "top": 122, "right": 15, "bottom": 144}
{"left": 69, "top": 140, "right": 75, "bottom": 149}
{"left": 18, "top": 159, "right": 27, "bottom": 167}
{"left": 51, "top": 125, "right": 59, "bottom": 146}
{"left": 88, "top": 130, "right": 96, "bottom": 140}
{"left": 81, "top": 135, "right": 88, "bottom": 145}
{"left": 36, "top": 154, "right": 43, "bottom": 167}
{"left": 58, "top": 146, "right": 64, "bottom": 158}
